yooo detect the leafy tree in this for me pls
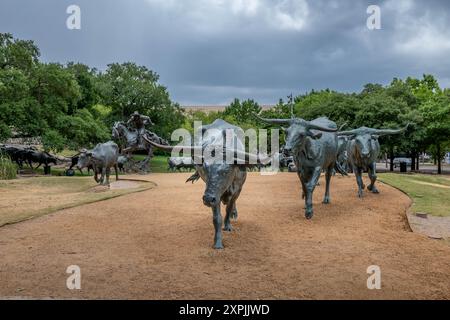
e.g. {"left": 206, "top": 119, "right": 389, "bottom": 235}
{"left": 0, "top": 68, "right": 30, "bottom": 138}
{"left": 91, "top": 104, "right": 112, "bottom": 120}
{"left": 0, "top": 122, "right": 10, "bottom": 141}
{"left": 385, "top": 78, "right": 425, "bottom": 170}
{"left": 355, "top": 89, "right": 411, "bottom": 170}
{"left": 224, "top": 98, "right": 262, "bottom": 125}
{"left": 420, "top": 90, "right": 450, "bottom": 174}
{"left": 55, "top": 109, "right": 110, "bottom": 150}
{"left": 406, "top": 74, "right": 441, "bottom": 104}
{"left": 0, "top": 33, "right": 40, "bottom": 72}
{"left": 295, "top": 90, "right": 359, "bottom": 129}
{"left": 66, "top": 62, "right": 100, "bottom": 113}
{"left": 98, "top": 62, "right": 185, "bottom": 139}
{"left": 30, "top": 63, "right": 81, "bottom": 121}
{"left": 0, "top": 33, "right": 108, "bottom": 150}
{"left": 263, "top": 98, "right": 294, "bottom": 119}
{"left": 41, "top": 129, "right": 66, "bottom": 153}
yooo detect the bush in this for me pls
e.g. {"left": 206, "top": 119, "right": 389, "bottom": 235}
{"left": 42, "top": 129, "right": 66, "bottom": 153}
{"left": 0, "top": 153, "right": 17, "bottom": 180}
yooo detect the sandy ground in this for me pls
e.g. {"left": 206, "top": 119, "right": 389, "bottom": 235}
{"left": 0, "top": 177, "right": 154, "bottom": 227}
{"left": 0, "top": 173, "right": 449, "bottom": 300}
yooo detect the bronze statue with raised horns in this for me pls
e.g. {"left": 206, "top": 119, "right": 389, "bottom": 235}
{"left": 255, "top": 115, "right": 346, "bottom": 220}
{"left": 338, "top": 125, "right": 408, "bottom": 198}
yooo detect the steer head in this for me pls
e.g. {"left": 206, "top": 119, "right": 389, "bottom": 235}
{"left": 76, "top": 149, "right": 93, "bottom": 170}
{"left": 338, "top": 125, "right": 409, "bottom": 159}
{"left": 145, "top": 133, "right": 273, "bottom": 208}
{"left": 354, "top": 134, "right": 377, "bottom": 159}
{"left": 201, "top": 162, "right": 238, "bottom": 207}
{"left": 254, "top": 115, "right": 338, "bottom": 155}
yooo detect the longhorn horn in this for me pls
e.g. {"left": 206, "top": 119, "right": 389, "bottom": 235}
{"left": 307, "top": 122, "right": 338, "bottom": 133}
{"left": 143, "top": 135, "right": 203, "bottom": 154}
{"left": 374, "top": 124, "right": 409, "bottom": 136}
{"left": 337, "top": 129, "right": 358, "bottom": 136}
{"left": 253, "top": 113, "right": 293, "bottom": 126}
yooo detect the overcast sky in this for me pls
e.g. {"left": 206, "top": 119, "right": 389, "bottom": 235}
{"left": 1, "top": 0, "right": 450, "bottom": 105}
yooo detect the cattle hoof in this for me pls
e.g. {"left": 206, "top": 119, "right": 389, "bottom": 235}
{"left": 322, "top": 197, "right": 330, "bottom": 204}
{"left": 305, "top": 211, "right": 314, "bottom": 220}
{"left": 214, "top": 243, "right": 224, "bottom": 250}
{"left": 368, "top": 185, "right": 379, "bottom": 194}
{"left": 223, "top": 225, "right": 233, "bottom": 232}
{"left": 358, "top": 192, "right": 364, "bottom": 198}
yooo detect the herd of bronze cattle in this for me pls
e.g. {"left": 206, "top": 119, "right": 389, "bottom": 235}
{"left": 2, "top": 114, "right": 407, "bottom": 249}
{"left": 147, "top": 116, "right": 407, "bottom": 249}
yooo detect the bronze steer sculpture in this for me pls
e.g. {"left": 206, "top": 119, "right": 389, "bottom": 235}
{"left": 257, "top": 116, "right": 345, "bottom": 220}
{"left": 147, "top": 119, "right": 270, "bottom": 249}
{"left": 77, "top": 141, "right": 120, "bottom": 186}
{"left": 339, "top": 126, "right": 407, "bottom": 198}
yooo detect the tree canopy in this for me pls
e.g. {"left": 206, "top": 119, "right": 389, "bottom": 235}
{"left": 0, "top": 33, "right": 184, "bottom": 152}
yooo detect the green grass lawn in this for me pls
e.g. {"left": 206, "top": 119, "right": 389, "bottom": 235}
{"left": 105, "top": 154, "right": 172, "bottom": 173}
{"left": 150, "top": 155, "right": 171, "bottom": 173}
{"left": 378, "top": 173, "right": 450, "bottom": 217}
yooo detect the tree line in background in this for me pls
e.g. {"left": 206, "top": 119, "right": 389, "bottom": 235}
{"left": 183, "top": 78, "right": 450, "bottom": 173}
{"left": 0, "top": 33, "right": 184, "bottom": 153}
{"left": 1, "top": 33, "right": 450, "bottom": 173}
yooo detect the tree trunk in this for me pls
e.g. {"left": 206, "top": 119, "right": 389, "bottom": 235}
{"left": 390, "top": 149, "right": 394, "bottom": 172}
{"left": 411, "top": 152, "right": 416, "bottom": 171}
{"left": 437, "top": 143, "right": 442, "bottom": 174}
{"left": 416, "top": 153, "right": 420, "bottom": 171}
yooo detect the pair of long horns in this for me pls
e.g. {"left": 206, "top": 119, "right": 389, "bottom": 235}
{"left": 143, "top": 136, "right": 272, "bottom": 165}
{"left": 339, "top": 124, "right": 409, "bottom": 137}
{"left": 254, "top": 114, "right": 338, "bottom": 133}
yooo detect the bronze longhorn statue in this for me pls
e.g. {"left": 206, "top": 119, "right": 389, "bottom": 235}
{"left": 256, "top": 115, "right": 346, "bottom": 219}
{"left": 338, "top": 125, "right": 408, "bottom": 198}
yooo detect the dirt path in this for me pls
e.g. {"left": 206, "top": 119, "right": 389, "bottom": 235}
{"left": 0, "top": 173, "right": 449, "bottom": 300}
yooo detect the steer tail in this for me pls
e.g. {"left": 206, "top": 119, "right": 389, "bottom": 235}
{"left": 335, "top": 161, "right": 348, "bottom": 176}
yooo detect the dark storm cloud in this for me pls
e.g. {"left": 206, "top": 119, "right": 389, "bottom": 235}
{"left": 1, "top": 0, "right": 450, "bottom": 104}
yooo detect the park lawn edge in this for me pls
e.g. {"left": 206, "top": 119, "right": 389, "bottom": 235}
{"left": 378, "top": 173, "right": 450, "bottom": 218}
{"left": 0, "top": 180, "right": 156, "bottom": 228}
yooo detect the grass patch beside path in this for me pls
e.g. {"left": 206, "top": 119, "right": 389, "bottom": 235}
{"left": 150, "top": 155, "right": 195, "bottom": 173}
{"left": 30, "top": 155, "right": 172, "bottom": 176}
{"left": 0, "top": 177, "right": 155, "bottom": 227}
{"left": 150, "top": 155, "right": 170, "bottom": 173}
{"left": 379, "top": 173, "right": 450, "bottom": 217}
